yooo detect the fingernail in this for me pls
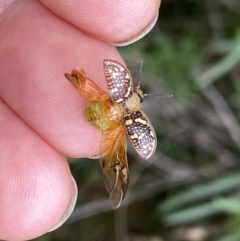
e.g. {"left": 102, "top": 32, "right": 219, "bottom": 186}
{"left": 48, "top": 176, "right": 78, "bottom": 232}
{"left": 111, "top": 11, "right": 159, "bottom": 46}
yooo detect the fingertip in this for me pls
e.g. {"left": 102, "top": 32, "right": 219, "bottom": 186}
{"left": 0, "top": 0, "right": 128, "bottom": 158}
{"left": 40, "top": 0, "right": 161, "bottom": 43}
{"left": 0, "top": 0, "right": 115, "bottom": 157}
{"left": 0, "top": 101, "right": 74, "bottom": 240}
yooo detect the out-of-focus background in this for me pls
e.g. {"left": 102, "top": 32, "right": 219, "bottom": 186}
{"left": 35, "top": 0, "right": 240, "bottom": 240}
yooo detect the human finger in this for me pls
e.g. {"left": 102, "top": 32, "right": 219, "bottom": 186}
{"left": 0, "top": 99, "right": 77, "bottom": 241}
{"left": 0, "top": 0, "right": 122, "bottom": 157}
{"left": 39, "top": 0, "right": 161, "bottom": 45}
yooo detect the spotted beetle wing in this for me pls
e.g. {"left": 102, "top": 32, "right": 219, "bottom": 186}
{"left": 124, "top": 110, "right": 157, "bottom": 160}
{"left": 65, "top": 69, "right": 109, "bottom": 101}
{"left": 99, "top": 125, "right": 129, "bottom": 209}
{"left": 104, "top": 60, "right": 133, "bottom": 104}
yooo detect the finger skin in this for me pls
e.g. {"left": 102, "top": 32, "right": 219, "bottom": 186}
{"left": 0, "top": 0, "right": 160, "bottom": 239}
{"left": 39, "top": 0, "right": 161, "bottom": 43}
{"left": 0, "top": 99, "right": 73, "bottom": 241}
{"left": 0, "top": 0, "right": 123, "bottom": 157}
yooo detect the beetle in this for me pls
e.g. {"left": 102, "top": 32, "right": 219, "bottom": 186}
{"left": 65, "top": 60, "right": 156, "bottom": 209}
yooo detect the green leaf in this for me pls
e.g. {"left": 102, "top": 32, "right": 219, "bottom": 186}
{"left": 196, "top": 42, "right": 240, "bottom": 89}
{"left": 213, "top": 198, "right": 240, "bottom": 215}
{"left": 163, "top": 202, "right": 219, "bottom": 225}
{"left": 160, "top": 172, "right": 240, "bottom": 212}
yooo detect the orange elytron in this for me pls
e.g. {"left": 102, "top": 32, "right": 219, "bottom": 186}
{"left": 65, "top": 60, "right": 156, "bottom": 209}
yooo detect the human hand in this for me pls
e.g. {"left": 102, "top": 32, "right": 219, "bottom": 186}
{"left": 0, "top": 0, "right": 160, "bottom": 240}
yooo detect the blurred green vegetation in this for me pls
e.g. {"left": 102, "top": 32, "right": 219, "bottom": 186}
{"left": 35, "top": 0, "right": 240, "bottom": 241}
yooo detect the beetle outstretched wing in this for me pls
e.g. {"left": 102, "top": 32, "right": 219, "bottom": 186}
{"left": 65, "top": 69, "right": 109, "bottom": 101}
{"left": 124, "top": 110, "right": 157, "bottom": 160}
{"left": 99, "top": 125, "right": 129, "bottom": 209}
{"left": 104, "top": 60, "right": 133, "bottom": 104}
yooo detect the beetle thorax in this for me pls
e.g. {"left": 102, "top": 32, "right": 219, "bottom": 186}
{"left": 123, "top": 91, "right": 142, "bottom": 112}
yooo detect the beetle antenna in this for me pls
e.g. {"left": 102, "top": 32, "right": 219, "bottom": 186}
{"left": 137, "top": 60, "right": 144, "bottom": 88}
{"left": 144, "top": 93, "right": 173, "bottom": 97}
{"left": 144, "top": 94, "right": 173, "bottom": 98}
{"left": 136, "top": 61, "right": 173, "bottom": 98}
